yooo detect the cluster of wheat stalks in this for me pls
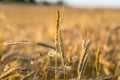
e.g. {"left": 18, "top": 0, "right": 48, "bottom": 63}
{"left": 0, "top": 10, "right": 120, "bottom": 80}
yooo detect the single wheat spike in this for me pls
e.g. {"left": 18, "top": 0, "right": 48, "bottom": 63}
{"left": 78, "top": 39, "right": 91, "bottom": 80}
{"left": 95, "top": 47, "right": 100, "bottom": 77}
{"left": 3, "top": 40, "right": 29, "bottom": 46}
{"left": 37, "top": 42, "right": 55, "bottom": 50}
{"left": 55, "top": 10, "right": 66, "bottom": 65}
{"left": 55, "top": 10, "right": 60, "bottom": 53}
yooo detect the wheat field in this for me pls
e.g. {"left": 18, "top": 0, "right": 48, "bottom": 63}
{"left": 0, "top": 3, "right": 120, "bottom": 80}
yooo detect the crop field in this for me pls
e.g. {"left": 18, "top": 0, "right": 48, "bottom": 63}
{"left": 0, "top": 3, "right": 120, "bottom": 80}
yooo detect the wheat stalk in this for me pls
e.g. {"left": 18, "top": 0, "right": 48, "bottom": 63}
{"left": 55, "top": 10, "right": 67, "bottom": 80}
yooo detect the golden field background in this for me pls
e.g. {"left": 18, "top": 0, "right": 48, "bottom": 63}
{"left": 0, "top": 3, "right": 120, "bottom": 80}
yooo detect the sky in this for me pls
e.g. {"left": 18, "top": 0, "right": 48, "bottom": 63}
{"left": 34, "top": 0, "right": 120, "bottom": 8}
{"left": 63, "top": 0, "right": 120, "bottom": 8}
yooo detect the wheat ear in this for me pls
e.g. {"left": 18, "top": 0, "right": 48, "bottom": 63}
{"left": 55, "top": 10, "right": 66, "bottom": 65}
{"left": 78, "top": 39, "right": 91, "bottom": 80}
